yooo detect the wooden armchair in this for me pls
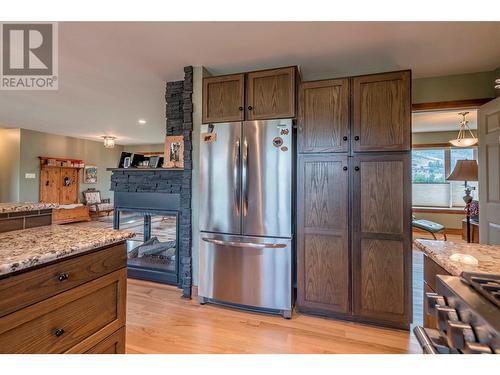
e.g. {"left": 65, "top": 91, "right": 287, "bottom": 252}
{"left": 82, "top": 188, "right": 114, "bottom": 218}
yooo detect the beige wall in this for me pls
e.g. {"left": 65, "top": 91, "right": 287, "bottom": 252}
{"left": 18, "top": 129, "right": 124, "bottom": 203}
{"left": 412, "top": 130, "right": 477, "bottom": 145}
{"left": 123, "top": 144, "right": 164, "bottom": 153}
{"left": 0, "top": 128, "right": 21, "bottom": 202}
{"left": 412, "top": 70, "right": 496, "bottom": 104}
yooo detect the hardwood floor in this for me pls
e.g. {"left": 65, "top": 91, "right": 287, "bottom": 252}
{"left": 126, "top": 279, "right": 421, "bottom": 354}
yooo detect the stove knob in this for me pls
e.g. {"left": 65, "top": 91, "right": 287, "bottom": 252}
{"left": 464, "top": 342, "right": 493, "bottom": 354}
{"left": 436, "top": 306, "right": 459, "bottom": 332}
{"left": 426, "top": 292, "right": 446, "bottom": 315}
{"left": 446, "top": 320, "right": 476, "bottom": 350}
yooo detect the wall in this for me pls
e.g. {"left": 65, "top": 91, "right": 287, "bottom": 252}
{"left": 18, "top": 129, "right": 124, "bottom": 203}
{"left": 412, "top": 71, "right": 496, "bottom": 104}
{"left": 0, "top": 128, "right": 21, "bottom": 202}
{"left": 412, "top": 130, "right": 477, "bottom": 144}
{"left": 123, "top": 144, "right": 164, "bottom": 153}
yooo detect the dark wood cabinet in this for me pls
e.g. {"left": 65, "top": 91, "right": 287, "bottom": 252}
{"left": 351, "top": 153, "right": 411, "bottom": 328}
{"left": 297, "top": 155, "right": 350, "bottom": 315}
{"left": 202, "top": 67, "right": 296, "bottom": 123}
{"left": 352, "top": 71, "right": 411, "bottom": 152}
{"left": 202, "top": 74, "right": 245, "bottom": 123}
{"left": 246, "top": 67, "right": 296, "bottom": 120}
{"left": 298, "top": 79, "right": 349, "bottom": 153}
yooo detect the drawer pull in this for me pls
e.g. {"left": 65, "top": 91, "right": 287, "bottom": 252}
{"left": 54, "top": 328, "right": 65, "bottom": 337}
{"left": 57, "top": 273, "right": 69, "bottom": 282}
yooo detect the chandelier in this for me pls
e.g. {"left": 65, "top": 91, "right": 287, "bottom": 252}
{"left": 449, "top": 112, "right": 477, "bottom": 147}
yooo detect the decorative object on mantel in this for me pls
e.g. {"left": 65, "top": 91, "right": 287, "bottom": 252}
{"left": 164, "top": 135, "right": 184, "bottom": 168}
{"left": 102, "top": 135, "right": 116, "bottom": 148}
{"left": 447, "top": 159, "right": 479, "bottom": 243}
{"left": 83, "top": 165, "right": 97, "bottom": 183}
{"left": 449, "top": 112, "right": 478, "bottom": 147}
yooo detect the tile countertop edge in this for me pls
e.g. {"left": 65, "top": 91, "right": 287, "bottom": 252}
{"left": 0, "top": 225, "right": 135, "bottom": 277}
{"left": 414, "top": 239, "right": 500, "bottom": 276}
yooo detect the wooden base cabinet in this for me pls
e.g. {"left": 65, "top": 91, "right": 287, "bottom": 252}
{"left": 297, "top": 155, "right": 350, "bottom": 315}
{"left": 351, "top": 153, "right": 412, "bottom": 328}
{"left": 0, "top": 243, "right": 127, "bottom": 354}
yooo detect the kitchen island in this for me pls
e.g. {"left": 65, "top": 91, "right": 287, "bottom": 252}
{"left": 0, "top": 202, "right": 57, "bottom": 233}
{"left": 0, "top": 225, "right": 134, "bottom": 353}
{"left": 414, "top": 239, "right": 500, "bottom": 328}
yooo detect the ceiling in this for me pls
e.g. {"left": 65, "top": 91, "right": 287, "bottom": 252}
{"left": 0, "top": 22, "right": 499, "bottom": 144}
{"left": 412, "top": 110, "right": 478, "bottom": 133}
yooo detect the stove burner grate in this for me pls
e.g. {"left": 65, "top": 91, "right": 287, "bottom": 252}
{"left": 461, "top": 272, "right": 500, "bottom": 309}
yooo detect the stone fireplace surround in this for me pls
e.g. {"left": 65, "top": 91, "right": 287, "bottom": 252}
{"left": 109, "top": 66, "right": 193, "bottom": 298}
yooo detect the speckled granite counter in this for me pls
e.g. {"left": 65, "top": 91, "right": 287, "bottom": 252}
{"left": 414, "top": 239, "right": 500, "bottom": 276}
{"left": 0, "top": 225, "right": 134, "bottom": 277}
{"left": 0, "top": 202, "right": 58, "bottom": 214}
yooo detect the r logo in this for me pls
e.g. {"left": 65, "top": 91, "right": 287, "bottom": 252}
{"left": 2, "top": 23, "right": 53, "bottom": 76}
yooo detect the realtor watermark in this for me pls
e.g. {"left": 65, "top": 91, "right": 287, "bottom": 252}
{"left": 0, "top": 22, "right": 58, "bottom": 90}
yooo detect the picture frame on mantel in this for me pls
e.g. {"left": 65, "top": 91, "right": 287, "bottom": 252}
{"left": 164, "top": 135, "right": 184, "bottom": 169}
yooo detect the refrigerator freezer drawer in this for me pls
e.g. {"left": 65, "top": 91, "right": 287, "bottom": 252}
{"left": 199, "top": 232, "right": 292, "bottom": 312}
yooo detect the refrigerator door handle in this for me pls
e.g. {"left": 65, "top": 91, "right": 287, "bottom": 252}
{"left": 234, "top": 139, "right": 241, "bottom": 217}
{"left": 242, "top": 138, "right": 249, "bottom": 216}
{"left": 201, "top": 237, "right": 287, "bottom": 249}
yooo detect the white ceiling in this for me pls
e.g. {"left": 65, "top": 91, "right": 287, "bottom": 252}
{"left": 412, "top": 110, "right": 478, "bottom": 133}
{"left": 0, "top": 22, "right": 499, "bottom": 144}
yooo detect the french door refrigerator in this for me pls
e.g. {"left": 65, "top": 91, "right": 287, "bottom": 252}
{"left": 199, "top": 119, "right": 293, "bottom": 318}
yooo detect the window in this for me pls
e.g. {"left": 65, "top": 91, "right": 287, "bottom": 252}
{"left": 412, "top": 147, "right": 478, "bottom": 208}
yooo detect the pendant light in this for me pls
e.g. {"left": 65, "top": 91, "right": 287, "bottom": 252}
{"left": 449, "top": 112, "right": 478, "bottom": 147}
{"left": 102, "top": 136, "right": 116, "bottom": 148}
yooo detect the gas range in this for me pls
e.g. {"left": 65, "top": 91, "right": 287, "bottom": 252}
{"left": 414, "top": 272, "right": 500, "bottom": 354}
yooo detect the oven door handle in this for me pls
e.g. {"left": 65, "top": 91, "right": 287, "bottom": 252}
{"left": 413, "top": 326, "right": 440, "bottom": 354}
{"left": 202, "top": 237, "right": 286, "bottom": 249}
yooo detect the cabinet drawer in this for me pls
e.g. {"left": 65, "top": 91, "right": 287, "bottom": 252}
{"left": 0, "top": 269, "right": 126, "bottom": 354}
{"left": 423, "top": 254, "right": 450, "bottom": 291}
{"left": 0, "top": 243, "right": 126, "bottom": 317}
{"left": 85, "top": 327, "right": 126, "bottom": 354}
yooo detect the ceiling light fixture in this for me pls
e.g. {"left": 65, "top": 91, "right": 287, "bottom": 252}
{"left": 449, "top": 112, "right": 478, "bottom": 147}
{"left": 495, "top": 78, "right": 500, "bottom": 90}
{"left": 102, "top": 136, "right": 117, "bottom": 148}
{"left": 138, "top": 119, "right": 147, "bottom": 124}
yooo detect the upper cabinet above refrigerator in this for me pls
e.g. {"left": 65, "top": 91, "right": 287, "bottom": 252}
{"left": 203, "top": 66, "right": 297, "bottom": 123}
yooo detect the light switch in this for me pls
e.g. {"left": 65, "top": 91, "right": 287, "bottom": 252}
{"left": 25, "top": 173, "right": 36, "bottom": 179}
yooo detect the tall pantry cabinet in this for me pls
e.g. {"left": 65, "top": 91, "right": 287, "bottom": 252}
{"left": 297, "top": 70, "right": 412, "bottom": 329}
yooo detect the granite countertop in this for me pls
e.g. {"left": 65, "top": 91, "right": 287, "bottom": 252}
{"left": 414, "top": 239, "right": 500, "bottom": 276}
{"left": 0, "top": 225, "right": 134, "bottom": 277}
{"left": 0, "top": 202, "right": 58, "bottom": 214}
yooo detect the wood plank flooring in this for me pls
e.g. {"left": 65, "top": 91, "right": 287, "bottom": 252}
{"left": 125, "top": 279, "right": 421, "bottom": 354}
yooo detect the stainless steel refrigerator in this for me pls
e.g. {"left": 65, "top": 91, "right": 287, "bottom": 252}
{"left": 199, "top": 119, "right": 293, "bottom": 318}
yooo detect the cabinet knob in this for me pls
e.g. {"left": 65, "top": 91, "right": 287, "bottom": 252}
{"left": 354, "top": 166, "right": 360, "bottom": 171}
{"left": 54, "top": 328, "right": 65, "bottom": 337}
{"left": 57, "top": 272, "right": 69, "bottom": 282}
{"left": 343, "top": 166, "right": 348, "bottom": 171}
{"left": 247, "top": 106, "right": 253, "bottom": 110}
{"left": 238, "top": 106, "right": 244, "bottom": 111}
{"left": 343, "top": 136, "right": 348, "bottom": 141}
{"left": 354, "top": 136, "right": 360, "bottom": 141}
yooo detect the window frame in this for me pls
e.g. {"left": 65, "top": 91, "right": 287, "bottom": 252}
{"left": 411, "top": 144, "right": 478, "bottom": 208}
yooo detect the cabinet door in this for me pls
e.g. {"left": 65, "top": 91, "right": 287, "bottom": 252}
{"left": 60, "top": 168, "right": 79, "bottom": 204}
{"left": 298, "top": 79, "right": 349, "bottom": 153}
{"left": 202, "top": 74, "right": 245, "bottom": 123}
{"left": 352, "top": 71, "right": 411, "bottom": 152}
{"left": 351, "top": 154, "right": 411, "bottom": 328}
{"left": 39, "top": 167, "right": 61, "bottom": 203}
{"left": 297, "top": 154, "right": 350, "bottom": 314}
{"left": 246, "top": 67, "right": 296, "bottom": 120}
